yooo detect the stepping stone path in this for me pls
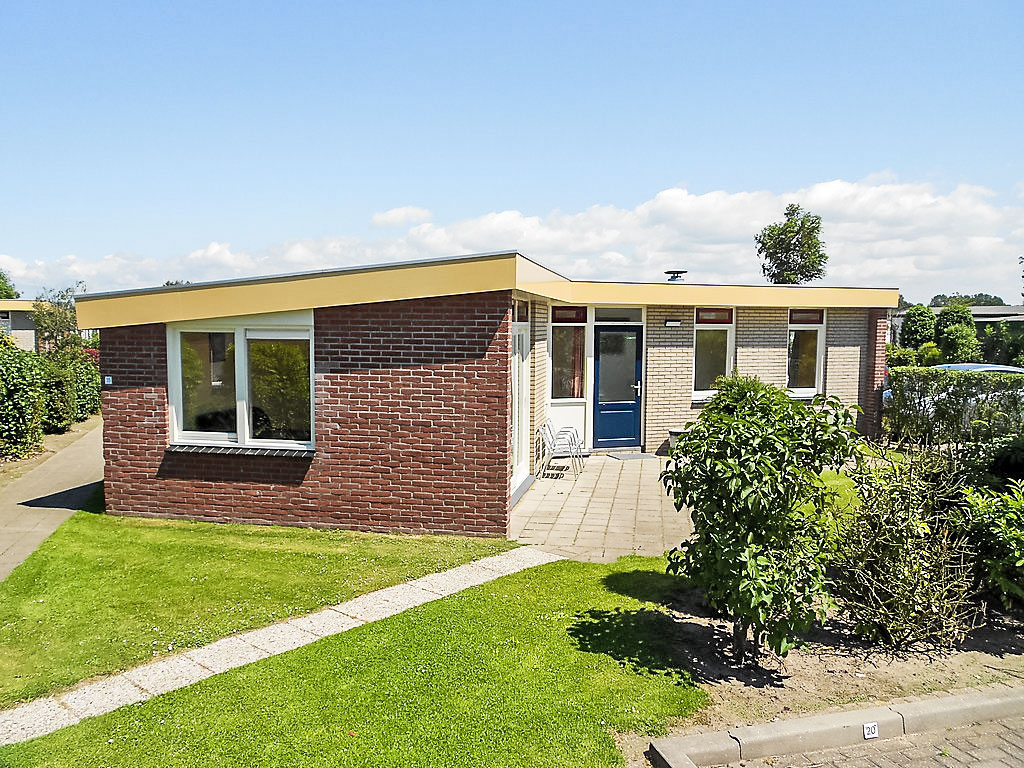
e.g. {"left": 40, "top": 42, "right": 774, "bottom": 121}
{"left": 0, "top": 545, "right": 563, "bottom": 746}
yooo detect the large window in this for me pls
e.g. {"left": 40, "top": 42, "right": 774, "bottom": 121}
{"left": 788, "top": 309, "right": 825, "bottom": 397}
{"left": 551, "top": 305, "right": 586, "bottom": 399}
{"left": 169, "top": 316, "right": 314, "bottom": 449}
{"left": 693, "top": 307, "right": 734, "bottom": 399}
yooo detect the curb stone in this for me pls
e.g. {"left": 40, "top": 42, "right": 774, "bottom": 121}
{"left": 0, "top": 546, "right": 564, "bottom": 746}
{"left": 649, "top": 684, "right": 1024, "bottom": 767}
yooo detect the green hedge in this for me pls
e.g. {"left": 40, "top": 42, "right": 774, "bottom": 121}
{"left": 0, "top": 345, "right": 100, "bottom": 458}
{"left": 0, "top": 347, "right": 47, "bottom": 458}
{"left": 884, "top": 366, "right": 1024, "bottom": 444}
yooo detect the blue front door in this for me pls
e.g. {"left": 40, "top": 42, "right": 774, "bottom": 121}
{"left": 593, "top": 326, "right": 643, "bottom": 449}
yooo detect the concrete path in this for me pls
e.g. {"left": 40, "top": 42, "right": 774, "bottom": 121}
{"left": 0, "top": 422, "right": 103, "bottom": 581}
{"left": 510, "top": 453, "right": 692, "bottom": 562}
{"left": 0, "top": 545, "right": 564, "bottom": 746}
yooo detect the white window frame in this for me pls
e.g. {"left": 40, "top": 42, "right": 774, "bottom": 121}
{"left": 692, "top": 307, "right": 735, "bottom": 401}
{"left": 548, "top": 305, "right": 588, "bottom": 403}
{"left": 167, "top": 310, "right": 315, "bottom": 450}
{"left": 787, "top": 309, "right": 827, "bottom": 399}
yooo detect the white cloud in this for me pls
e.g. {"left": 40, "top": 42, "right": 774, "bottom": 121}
{"left": 370, "top": 206, "right": 433, "bottom": 228}
{"left": 5, "top": 176, "right": 1023, "bottom": 304}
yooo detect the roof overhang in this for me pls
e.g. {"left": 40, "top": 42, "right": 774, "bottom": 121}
{"left": 0, "top": 299, "right": 37, "bottom": 312}
{"left": 76, "top": 251, "right": 900, "bottom": 329}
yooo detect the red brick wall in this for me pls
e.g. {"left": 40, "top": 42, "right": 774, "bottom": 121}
{"left": 100, "top": 291, "right": 513, "bottom": 536}
{"left": 860, "top": 309, "right": 889, "bottom": 436}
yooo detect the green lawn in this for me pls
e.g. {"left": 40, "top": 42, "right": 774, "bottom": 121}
{"left": 0, "top": 557, "right": 706, "bottom": 768}
{"left": 0, "top": 510, "right": 513, "bottom": 708}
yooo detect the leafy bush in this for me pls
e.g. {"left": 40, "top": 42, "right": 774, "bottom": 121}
{"left": 662, "top": 376, "right": 860, "bottom": 662}
{"left": 899, "top": 304, "right": 935, "bottom": 350}
{"left": 886, "top": 344, "right": 918, "bottom": 367}
{"left": 935, "top": 303, "right": 975, "bottom": 341}
{"left": 980, "top": 321, "right": 1012, "bottom": 365}
{"left": 833, "top": 449, "right": 982, "bottom": 649}
{"left": 962, "top": 481, "right": 1024, "bottom": 609}
{"left": 0, "top": 346, "right": 46, "bottom": 458}
{"left": 884, "top": 366, "right": 1024, "bottom": 445}
{"left": 40, "top": 355, "right": 78, "bottom": 433}
{"left": 939, "top": 324, "right": 982, "bottom": 363}
{"left": 917, "top": 342, "right": 942, "bottom": 366}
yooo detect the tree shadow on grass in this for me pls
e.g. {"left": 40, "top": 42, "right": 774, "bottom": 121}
{"left": 567, "top": 607, "right": 785, "bottom": 688}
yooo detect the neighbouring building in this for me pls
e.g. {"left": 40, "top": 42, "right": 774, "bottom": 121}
{"left": 75, "top": 251, "right": 897, "bottom": 537}
{"left": 0, "top": 300, "right": 38, "bottom": 351}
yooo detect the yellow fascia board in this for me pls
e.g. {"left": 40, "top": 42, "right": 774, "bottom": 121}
{"left": 552, "top": 282, "right": 900, "bottom": 309}
{"left": 0, "top": 300, "right": 37, "bottom": 311}
{"left": 76, "top": 252, "right": 522, "bottom": 329}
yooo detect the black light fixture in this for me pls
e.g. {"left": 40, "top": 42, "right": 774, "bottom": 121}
{"left": 665, "top": 270, "right": 688, "bottom": 282}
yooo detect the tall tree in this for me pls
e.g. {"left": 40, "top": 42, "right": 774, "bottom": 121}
{"left": 32, "top": 282, "right": 86, "bottom": 351}
{"left": 899, "top": 304, "right": 936, "bottom": 350}
{"left": 929, "top": 292, "right": 1005, "bottom": 307}
{"left": 754, "top": 203, "right": 827, "bottom": 284}
{"left": 0, "top": 269, "right": 19, "bottom": 299}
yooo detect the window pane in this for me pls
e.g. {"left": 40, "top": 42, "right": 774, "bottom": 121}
{"left": 696, "top": 307, "right": 733, "bottom": 324}
{"left": 551, "top": 326, "right": 585, "bottom": 398}
{"left": 180, "top": 332, "right": 237, "bottom": 433}
{"left": 248, "top": 338, "right": 312, "bottom": 441}
{"left": 595, "top": 307, "right": 642, "bottom": 323}
{"left": 788, "top": 329, "right": 819, "bottom": 389}
{"left": 789, "top": 308, "right": 824, "bottom": 325}
{"left": 694, "top": 329, "right": 728, "bottom": 391}
{"left": 597, "top": 331, "right": 637, "bottom": 401}
{"left": 551, "top": 306, "right": 586, "bottom": 323}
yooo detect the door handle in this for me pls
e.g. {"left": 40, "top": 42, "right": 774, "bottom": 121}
{"left": 631, "top": 381, "right": 642, "bottom": 396}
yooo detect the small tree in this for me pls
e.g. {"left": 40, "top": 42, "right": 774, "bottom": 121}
{"left": 934, "top": 303, "right": 975, "bottom": 342}
{"left": 32, "top": 283, "right": 85, "bottom": 352}
{"left": 754, "top": 203, "right": 828, "bottom": 284}
{"left": 899, "top": 304, "right": 936, "bottom": 350}
{"left": 939, "top": 324, "right": 982, "bottom": 363}
{"left": 0, "top": 269, "right": 19, "bottom": 299}
{"left": 662, "top": 376, "right": 860, "bottom": 663}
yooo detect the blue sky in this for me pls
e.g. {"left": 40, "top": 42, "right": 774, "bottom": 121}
{"left": 1, "top": 1, "right": 1022, "bottom": 301}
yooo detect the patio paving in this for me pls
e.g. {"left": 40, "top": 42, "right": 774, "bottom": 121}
{"left": 509, "top": 453, "right": 693, "bottom": 562}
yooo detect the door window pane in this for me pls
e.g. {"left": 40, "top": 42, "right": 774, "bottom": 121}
{"left": 598, "top": 331, "right": 637, "bottom": 401}
{"left": 595, "top": 307, "right": 642, "bottom": 323}
{"left": 551, "top": 326, "right": 585, "bottom": 398}
{"left": 248, "top": 338, "right": 312, "bottom": 441}
{"left": 180, "top": 332, "right": 237, "bottom": 432}
{"left": 694, "top": 329, "right": 728, "bottom": 391}
{"left": 788, "top": 329, "right": 819, "bottom": 389}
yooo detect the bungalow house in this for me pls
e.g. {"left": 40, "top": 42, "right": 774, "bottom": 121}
{"left": 76, "top": 251, "right": 897, "bottom": 537}
{"left": 0, "top": 299, "right": 38, "bottom": 351}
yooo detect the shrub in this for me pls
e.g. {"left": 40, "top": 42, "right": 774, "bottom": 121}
{"left": 886, "top": 344, "right": 917, "bottom": 367}
{"left": 833, "top": 449, "right": 982, "bottom": 650}
{"left": 917, "top": 342, "right": 942, "bottom": 366}
{"left": 981, "top": 321, "right": 1012, "bottom": 365}
{"left": 0, "top": 346, "right": 46, "bottom": 458}
{"left": 899, "top": 304, "right": 936, "bottom": 350}
{"left": 939, "top": 324, "right": 982, "bottom": 363}
{"left": 883, "top": 367, "right": 1024, "bottom": 445}
{"left": 962, "top": 481, "right": 1024, "bottom": 609}
{"left": 40, "top": 354, "right": 77, "bottom": 433}
{"left": 661, "top": 376, "right": 860, "bottom": 662}
{"left": 935, "top": 303, "right": 975, "bottom": 341}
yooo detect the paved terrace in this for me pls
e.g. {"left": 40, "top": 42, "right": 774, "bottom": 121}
{"left": 510, "top": 453, "right": 693, "bottom": 562}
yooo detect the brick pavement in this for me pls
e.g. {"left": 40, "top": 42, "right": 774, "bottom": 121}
{"left": 724, "top": 716, "right": 1024, "bottom": 768}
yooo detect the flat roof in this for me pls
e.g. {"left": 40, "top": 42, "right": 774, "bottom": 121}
{"left": 76, "top": 250, "right": 900, "bottom": 329}
{"left": 0, "top": 299, "right": 36, "bottom": 312}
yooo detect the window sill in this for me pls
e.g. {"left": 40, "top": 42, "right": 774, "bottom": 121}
{"left": 166, "top": 443, "right": 315, "bottom": 458}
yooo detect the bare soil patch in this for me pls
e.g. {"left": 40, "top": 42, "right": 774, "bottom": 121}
{"left": 581, "top": 568, "right": 1024, "bottom": 767}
